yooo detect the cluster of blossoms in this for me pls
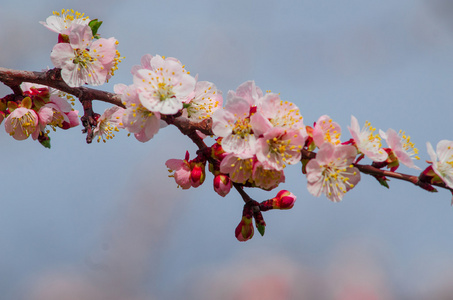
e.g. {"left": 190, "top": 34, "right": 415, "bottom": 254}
{"left": 2, "top": 10, "right": 453, "bottom": 242}
{"left": 92, "top": 52, "right": 223, "bottom": 143}
{"left": 305, "top": 115, "right": 422, "bottom": 202}
{"left": 211, "top": 81, "right": 307, "bottom": 191}
{"left": 0, "top": 83, "right": 79, "bottom": 146}
{"left": 41, "top": 9, "right": 122, "bottom": 87}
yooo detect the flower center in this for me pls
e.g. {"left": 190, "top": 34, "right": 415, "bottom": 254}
{"left": 320, "top": 119, "right": 340, "bottom": 145}
{"left": 9, "top": 111, "right": 37, "bottom": 137}
{"left": 155, "top": 82, "right": 175, "bottom": 101}
{"left": 399, "top": 130, "right": 420, "bottom": 160}
{"left": 321, "top": 160, "right": 356, "bottom": 197}
{"left": 270, "top": 100, "right": 304, "bottom": 129}
{"left": 362, "top": 121, "right": 382, "bottom": 148}
{"left": 73, "top": 48, "right": 95, "bottom": 66}
{"left": 231, "top": 117, "right": 252, "bottom": 138}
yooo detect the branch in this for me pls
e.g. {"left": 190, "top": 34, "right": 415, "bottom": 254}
{"left": 302, "top": 149, "right": 453, "bottom": 193}
{"left": 0, "top": 67, "right": 124, "bottom": 107}
{"left": 1, "top": 67, "right": 451, "bottom": 195}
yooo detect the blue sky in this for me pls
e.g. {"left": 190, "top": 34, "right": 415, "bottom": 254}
{"left": 1, "top": 1, "right": 453, "bottom": 299}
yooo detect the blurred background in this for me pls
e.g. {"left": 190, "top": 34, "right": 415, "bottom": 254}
{"left": 1, "top": 0, "right": 453, "bottom": 299}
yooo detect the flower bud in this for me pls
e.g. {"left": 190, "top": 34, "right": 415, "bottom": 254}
{"left": 213, "top": 174, "right": 232, "bottom": 197}
{"left": 211, "top": 138, "right": 227, "bottom": 160}
{"left": 235, "top": 216, "right": 254, "bottom": 242}
{"left": 190, "top": 162, "right": 206, "bottom": 188}
{"left": 273, "top": 190, "right": 296, "bottom": 209}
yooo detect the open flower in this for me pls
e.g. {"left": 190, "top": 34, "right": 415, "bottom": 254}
{"left": 38, "top": 95, "right": 79, "bottom": 130}
{"left": 119, "top": 84, "right": 161, "bottom": 142}
{"left": 50, "top": 24, "right": 120, "bottom": 87}
{"left": 4, "top": 98, "right": 39, "bottom": 141}
{"left": 212, "top": 97, "right": 259, "bottom": 158}
{"left": 220, "top": 153, "right": 255, "bottom": 184}
{"left": 212, "top": 81, "right": 271, "bottom": 158}
{"left": 93, "top": 106, "right": 124, "bottom": 143}
{"left": 348, "top": 115, "right": 387, "bottom": 162}
{"left": 380, "top": 128, "right": 420, "bottom": 169}
{"left": 226, "top": 80, "right": 263, "bottom": 107}
{"left": 183, "top": 81, "right": 223, "bottom": 121}
{"left": 40, "top": 9, "right": 90, "bottom": 35}
{"left": 426, "top": 140, "right": 453, "bottom": 189}
{"left": 312, "top": 115, "right": 341, "bottom": 147}
{"left": 166, "top": 151, "right": 192, "bottom": 189}
{"left": 306, "top": 143, "right": 360, "bottom": 202}
{"left": 133, "top": 55, "right": 196, "bottom": 115}
{"left": 251, "top": 92, "right": 306, "bottom": 136}
{"left": 255, "top": 127, "right": 305, "bottom": 170}
{"left": 252, "top": 161, "right": 285, "bottom": 190}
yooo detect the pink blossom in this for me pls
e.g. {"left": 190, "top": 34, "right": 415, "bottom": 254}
{"left": 255, "top": 127, "right": 305, "bottom": 170}
{"left": 93, "top": 106, "right": 124, "bottom": 143}
{"left": 133, "top": 55, "right": 196, "bottom": 115}
{"left": 212, "top": 81, "right": 277, "bottom": 157}
{"left": 251, "top": 92, "right": 306, "bottom": 137}
{"left": 252, "top": 161, "right": 285, "bottom": 190}
{"left": 183, "top": 81, "right": 223, "bottom": 122}
{"left": 212, "top": 97, "right": 258, "bottom": 158}
{"left": 38, "top": 95, "right": 79, "bottom": 130}
{"left": 130, "top": 54, "right": 155, "bottom": 75}
{"left": 226, "top": 80, "right": 263, "bottom": 106}
{"left": 220, "top": 153, "right": 255, "bottom": 184}
{"left": 380, "top": 128, "right": 420, "bottom": 169}
{"left": 50, "top": 24, "right": 120, "bottom": 87}
{"left": 4, "top": 107, "right": 39, "bottom": 141}
{"left": 119, "top": 84, "right": 161, "bottom": 142}
{"left": 348, "top": 115, "right": 387, "bottom": 162}
{"left": 40, "top": 9, "right": 90, "bottom": 35}
{"left": 165, "top": 152, "right": 192, "bottom": 189}
{"left": 426, "top": 140, "right": 453, "bottom": 189}
{"left": 312, "top": 115, "right": 341, "bottom": 147}
{"left": 306, "top": 143, "right": 360, "bottom": 202}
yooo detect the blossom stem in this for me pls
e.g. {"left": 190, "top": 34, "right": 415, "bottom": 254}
{"left": 233, "top": 182, "right": 255, "bottom": 203}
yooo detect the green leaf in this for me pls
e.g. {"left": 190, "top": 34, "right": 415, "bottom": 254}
{"left": 375, "top": 176, "right": 389, "bottom": 189}
{"left": 89, "top": 19, "right": 103, "bottom": 38}
{"left": 257, "top": 223, "right": 265, "bottom": 236}
{"left": 39, "top": 137, "right": 51, "bottom": 149}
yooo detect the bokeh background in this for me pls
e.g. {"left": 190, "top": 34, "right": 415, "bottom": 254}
{"left": 1, "top": 0, "right": 453, "bottom": 299}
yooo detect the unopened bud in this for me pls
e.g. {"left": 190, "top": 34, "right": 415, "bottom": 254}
{"left": 273, "top": 190, "right": 296, "bottom": 209}
{"left": 235, "top": 216, "right": 254, "bottom": 242}
{"left": 211, "top": 138, "right": 227, "bottom": 160}
{"left": 213, "top": 174, "right": 232, "bottom": 197}
{"left": 190, "top": 162, "right": 206, "bottom": 188}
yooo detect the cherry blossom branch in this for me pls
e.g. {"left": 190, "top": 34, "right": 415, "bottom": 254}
{"left": 0, "top": 66, "right": 258, "bottom": 207}
{"left": 301, "top": 149, "right": 453, "bottom": 193}
{"left": 0, "top": 67, "right": 126, "bottom": 143}
{"left": 0, "top": 67, "right": 123, "bottom": 107}
{"left": 1, "top": 67, "right": 451, "bottom": 196}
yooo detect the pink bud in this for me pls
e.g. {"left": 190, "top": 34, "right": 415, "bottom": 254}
{"left": 190, "top": 163, "right": 206, "bottom": 188}
{"left": 235, "top": 216, "right": 254, "bottom": 242}
{"left": 211, "top": 138, "right": 227, "bottom": 160}
{"left": 273, "top": 190, "right": 296, "bottom": 210}
{"left": 213, "top": 174, "right": 232, "bottom": 197}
